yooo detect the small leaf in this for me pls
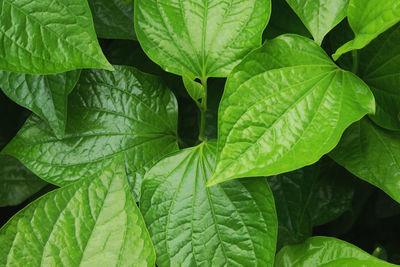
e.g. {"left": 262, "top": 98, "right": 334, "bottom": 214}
{"left": 275, "top": 236, "right": 397, "bottom": 266}
{"left": 285, "top": 0, "right": 349, "bottom": 45}
{"left": 330, "top": 117, "right": 400, "bottom": 203}
{"left": 140, "top": 141, "right": 278, "bottom": 266}
{"left": 0, "top": 70, "right": 80, "bottom": 138}
{"left": 0, "top": 0, "right": 113, "bottom": 74}
{"left": 0, "top": 156, "right": 155, "bottom": 266}
{"left": 332, "top": 0, "right": 400, "bottom": 60}
{"left": 2, "top": 66, "right": 178, "bottom": 199}
{"left": 134, "top": 0, "right": 271, "bottom": 78}
{"left": 208, "top": 34, "right": 374, "bottom": 185}
{"left": 182, "top": 73, "right": 205, "bottom": 107}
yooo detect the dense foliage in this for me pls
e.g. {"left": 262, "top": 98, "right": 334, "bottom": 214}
{"left": 1, "top": 0, "right": 400, "bottom": 266}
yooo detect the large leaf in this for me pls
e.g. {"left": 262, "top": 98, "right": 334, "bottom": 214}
{"left": 275, "top": 236, "right": 397, "bottom": 266}
{"left": 330, "top": 117, "right": 400, "bottom": 203}
{"left": 140, "top": 141, "right": 278, "bottom": 267}
{"left": 134, "top": 0, "right": 271, "bottom": 78}
{"left": 285, "top": 0, "right": 349, "bottom": 45}
{"left": 332, "top": 0, "right": 400, "bottom": 60}
{"left": 358, "top": 24, "right": 400, "bottom": 130}
{"left": 0, "top": 155, "right": 47, "bottom": 207}
{"left": 0, "top": 70, "right": 80, "bottom": 138}
{"left": 2, "top": 65, "right": 178, "bottom": 199}
{"left": 0, "top": 0, "right": 113, "bottom": 74}
{"left": 0, "top": 156, "right": 155, "bottom": 266}
{"left": 208, "top": 34, "right": 374, "bottom": 185}
{"left": 88, "top": 0, "right": 136, "bottom": 40}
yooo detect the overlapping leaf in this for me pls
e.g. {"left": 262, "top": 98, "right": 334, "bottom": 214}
{"left": 2, "top": 66, "right": 178, "bottom": 199}
{"left": 0, "top": 156, "right": 155, "bottom": 266}
{"left": 208, "top": 34, "right": 374, "bottom": 185}
{"left": 140, "top": 141, "right": 277, "bottom": 266}
{"left": 0, "top": 0, "right": 113, "bottom": 74}
{"left": 135, "top": 0, "right": 271, "bottom": 78}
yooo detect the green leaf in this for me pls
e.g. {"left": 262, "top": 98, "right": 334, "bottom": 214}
{"left": 0, "top": 156, "right": 155, "bottom": 266}
{"left": 140, "top": 141, "right": 278, "bottom": 266}
{"left": 134, "top": 0, "right": 271, "bottom": 78}
{"left": 2, "top": 65, "right": 178, "bottom": 199}
{"left": 208, "top": 34, "right": 374, "bottom": 185}
{"left": 285, "top": 0, "right": 349, "bottom": 45}
{"left": 0, "top": 155, "right": 47, "bottom": 207}
{"left": 332, "top": 0, "right": 400, "bottom": 60}
{"left": 0, "top": 0, "right": 113, "bottom": 74}
{"left": 0, "top": 70, "right": 80, "bottom": 139}
{"left": 182, "top": 73, "right": 205, "bottom": 108}
{"left": 275, "top": 236, "right": 397, "bottom": 266}
{"left": 358, "top": 24, "right": 400, "bottom": 130}
{"left": 88, "top": 0, "right": 136, "bottom": 40}
{"left": 330, "top": 117, "right": 400, "bottom": 203}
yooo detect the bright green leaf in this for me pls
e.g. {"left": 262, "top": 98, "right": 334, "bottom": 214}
{"left": 134, "top": 0, "right": 271, "bottom": 78}
{"left": 208, "top": 34, "right": 374, "bottom": 185}
{"left": 285, "top": 0, "right": 349, "bottom": 45}
{"left": 0, "top": 155, "right": 46, "bottom": 207}
{"left": 140, "top": 141, "right": 278, "bottom": 266}
{"left": 182, "top": 73, "right": 205, "bottom": 108}
{"left": 0, "top": 156, "right": 155, "bottom": 266}
{"left": 275, "top": 236, "right": 397, "bottom": 266}
{"left": 0, "top": 70, "right": 80, "bottom": 138}
{"left": 330, "top": 117, "right": 400, "bottom": 204}
{"left": 0, "top": 0, "right": 113, "bottom": 74}
{"left": 2, "top": 65, "right": 178, "bottom": 199}
{"left": 332, "top": 0, "right": 400, "bottom": 60}
{"left": 88, "top": 0, "right": 136, "bottom": 40}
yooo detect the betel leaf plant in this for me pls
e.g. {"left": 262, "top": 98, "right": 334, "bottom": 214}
{"left": 1, "top": 0, "right": 400, "bottom": 266}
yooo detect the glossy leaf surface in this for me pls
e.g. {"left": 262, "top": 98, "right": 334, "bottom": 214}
{"left": 0, "top": 0, "right": 113, "bottom": 74}
{"left": 275, "top": 236, "right": 396, "bottom": 266}
{"left": 0, "top": 155, "right": 46, "bottom": 207}
{"left": 140, "top": 141, "right": 277, "bottom": 267}
{"left": 209, "top": 34, "right": 375, "bottom": 185}
{"left": 330, "top": 118, "right": 400, "bottom": 203}
{"left": 333, "top": 0, "right": 400, "bottom": 60}
{"left": 0, "top": 70, "right": 80, "bottom": 138}
{"left": 3, "top": 66, "right": 178, "bottom": 199}
{"left": 134, "top": 0, "right": 271, "bottom": 78}
{"left": 88, "top": 0, "right": 136, "bottom": 40}
{"left": 285, "top": 0, "right": 349, "bottom": 44}
{"left": 0, "top": 156, "right": 155, "bottom": 266}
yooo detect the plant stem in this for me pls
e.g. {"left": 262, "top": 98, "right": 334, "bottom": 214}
{"left": 351, "top": 50, "right": 359, "bottom": 74}
{"left": 198, "top": 77, "right": 208, "bottom": 142}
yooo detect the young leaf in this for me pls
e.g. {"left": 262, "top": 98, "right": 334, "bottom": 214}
{"left": 275, "top": 236, "right": 397, "bottom": 266}
{"left": 0, "top": 156, "right": 155, "bottom": 266}
{"left": 0, "top": 155, "right": 46, "bottom": 207}
{"left": 134, "top": 0, "right": 271, "bottom": 78}
{"left": 332, "top": 0, "right": 400, "bottom": 60}
{"left": 182, "top": 73, "right": 205, "bottom": 108}
{"left": 0, "top": 70, "right": 80, "bottom": 139}
{"left": 0, "top": 0, "right": 113, "bottom": 74}
{"left": 330, "top": 118, "right": 400, "bottom": 204}
{"left": 2, "top": 66, "right": 178, "bottom": 199}
{"left": 88, "top": 0, "right": 136, "bottom": 40}
{"left": 285, "top": 0, "right": 349, "bottom": 45}
{"left": 140, "top": 141, "right": 278, "bottom": 266}
{"left": 208, "top": 34, "right": 374, "bottom": 185}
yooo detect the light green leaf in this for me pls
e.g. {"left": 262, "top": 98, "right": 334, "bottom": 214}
{"left": 208, "top": 34, "right": 374, "bottom": 186}
{"left": 134, "top": 0, "right": 271, "bottom": 78}
{"left": 88, "top": 0, "right": 136, "bottom": 40}
{"left": 0, "top": 0, "right": 113, "bottom": 74}
{"left": 275, "top": 236, "right": 397, "bottom": 266}
{"left": 140, "top": 141, "right": 278, "bottom": 267}
{"left": 330, "top": 117, "right": 400, "bottom": 203}
{"left": 0, "top": 155, "right": 47, "bottom": 207}
{"left": 358, "top": 24, "right": 400, "bottom": 130}
{"left": 332, "top": 0, "right": 400, "bottom": 60}
{"left": 182, "top": 72, "right": 205, "bottom": 107}
{"left": 0, "top": 156, "right": 155, "bottom": 267}
{"left": 2, "top": 65, "right": 178, "bottom": 199}
{"left": 285, "top": 0, "right": 349, "bottom": 45}
{"left": 0, "top": 70, "right": 80, "bottom": 139}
